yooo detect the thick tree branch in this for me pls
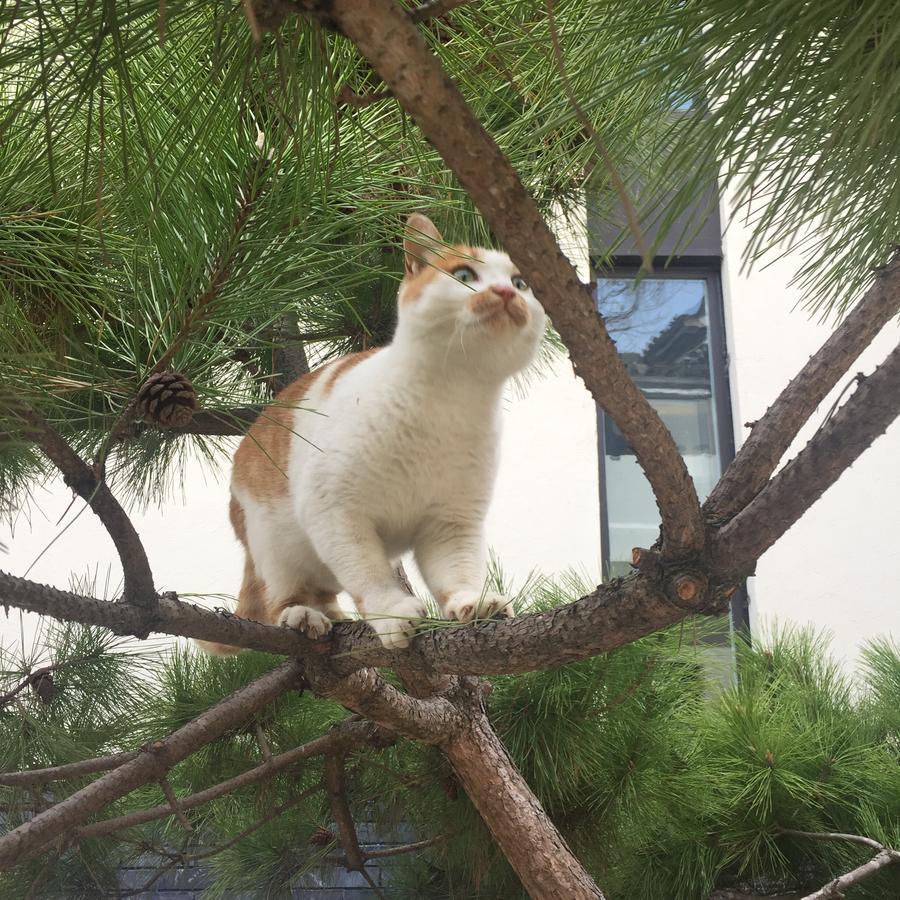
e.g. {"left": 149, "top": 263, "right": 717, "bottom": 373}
{"left": 306, "top": 665, "right": 463, "bottom": 743}
{"left": 13, "top": 407, "right": 157, "bottom": 615}
{"left": 0, "top": 569, "right": 694, "bottom": 678}
{"left": 440, "top": 683, "right": 605, "bottom": 899}
{"left": 706, "top": 253, "right": 900, "bottom": 521}
{"left": 0, "top": 752, "right": 138, "bottom": 788}
{"left": 0, "top": 660, "right": 303, "bottom": 871}
{"left": 324, "top": 751, "right": 382, "bottom": 895}
{"left": 313, "top": 0, "right": 704, "bottom": 557}
{"left": 712, "top": 338, "right": 900, "bottom": 575}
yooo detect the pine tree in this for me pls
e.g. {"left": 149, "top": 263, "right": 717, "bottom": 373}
{"left": 1, "top": 1, "right": 899, "bottom": 898}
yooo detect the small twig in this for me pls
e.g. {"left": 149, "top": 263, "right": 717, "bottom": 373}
{"left": 778, "top": 828, "right": 888, "bottom": 854}
{"left": 23, "top": 863, "right": 53, "bottom": 900}
{"left": 821, "top": 372, "right": 866, "bottom": 424}
{"left": 708, "top": 892, "right": 803, "bottom": 900}
{"left": 93, "top": 159, "right": 271, "bottom": 477}
{"left": 122, "top": 406, "right": 260, "bottom": 438}
{"left": 157, "top": 0, "right": 166, "bottom": 45}
{"left": 0, "top": 661, "right": 304, "bottom": 871}
{"left": 78, "top": 719, "right": 384, "bottom": 840}
{"left": 118, "top": 786, "right": 322, "bottom": 898}
{"left": 336, "top": 835, "right": 445, "bottom": 861}
{"left": 594, "top": 656, "right": 657, "bottom": 715}
{"left": 800, "top": 850, "right": 898, "bottom": 900}
{"left": 253, "top": 722, "right": 273, "bottom": 762}
{"left": 545, "top": 0, "right": 652, "bottom": 272}
{"left": 324, "top": 751, "right": 388, "bottom": 898}
{"left": 336, "top": 84, "right": 393, "bottom": 108}
{"left": 409, "top": 0, "right": 471, "bottom": 22}
{"left": 270, "top": 312, "right": 309, "bottom": 394}
{"left": 159, "top": 777, "right": 193, "bottom": 832}
{"left": 241, "top": 0, "right": 262, "bottom": 43}
{"left": 0, "top": 664, "right": 56, "bottom": 710}
{"left": 324, "top": 753, "right": 366, "bottom": 872}
{"left": 776, "top": 828, "right": 900, "bottom": 900}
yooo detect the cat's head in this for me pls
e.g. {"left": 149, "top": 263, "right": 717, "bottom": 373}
{"left": 394, "top": 214, "right": 546, "bottom": 379}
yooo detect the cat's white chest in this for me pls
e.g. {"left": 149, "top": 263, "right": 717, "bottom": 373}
{"left": 289, "top": 356, "right": 500, "bottom": 553}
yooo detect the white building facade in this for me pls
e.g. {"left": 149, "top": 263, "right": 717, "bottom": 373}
{"left": 3, "top": 191, "right": 899, "bottom": 671}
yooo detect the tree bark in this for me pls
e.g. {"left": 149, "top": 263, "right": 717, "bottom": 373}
{"left": 441, "top": 697, "right": 605, "bottom": 899}
{"left": 712, "top": 337, "right": 900, "bottom": 575}
{"left": 0, "top": 569, "right": 690, "bottom": 678}
{"left": 14, "top": 407, "right": 157, "bottom": 613}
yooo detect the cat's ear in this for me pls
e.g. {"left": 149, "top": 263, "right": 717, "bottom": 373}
{"left": 403, "top": 214, "right": 445, "bottom": 276}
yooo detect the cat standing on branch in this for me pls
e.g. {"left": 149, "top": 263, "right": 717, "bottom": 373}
{"left": 198, "top": 214, "right": 546, "bottom": 653}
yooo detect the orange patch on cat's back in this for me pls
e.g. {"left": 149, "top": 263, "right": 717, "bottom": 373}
{"left": 229, "top": 495, "right": 248, "bottom": 545}
{"left": 400, "top": 245, "right": 483, "bottom": 304}
{"left": 322, "top": 347, "right": 382, "bottom": 396}
{"left": 231, "top": 366, "right": 328, "bottom": 502}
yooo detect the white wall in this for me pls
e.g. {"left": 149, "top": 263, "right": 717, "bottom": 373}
{"left": 719, "top": 188, "right": 900, "bottom": 665}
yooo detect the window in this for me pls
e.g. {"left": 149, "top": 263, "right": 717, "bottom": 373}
{"left": 589, "top": 194, "right": 749, "bottom": 636}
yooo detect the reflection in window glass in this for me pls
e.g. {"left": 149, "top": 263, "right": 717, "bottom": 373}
{"left": 597, "top": 277, "right": 723, "bottom": 576}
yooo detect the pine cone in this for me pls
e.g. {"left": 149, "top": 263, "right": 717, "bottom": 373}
{"left": 308, "top": 826, "right": 334, "bottom": 847}
{"left": 135, "top": 372, "right": 197, "bottom": 429}
{"left": 30, "top": 672, "right": 56, "bottom": 705}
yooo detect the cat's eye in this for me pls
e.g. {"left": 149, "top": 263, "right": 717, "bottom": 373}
{"left": 451, "top": 266, "right": 478, "bottom": 284}
{"left": 512, "top": 275, "right": 528, "bottom": 291}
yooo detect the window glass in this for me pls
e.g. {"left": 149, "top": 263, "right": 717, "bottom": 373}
{"left": 597, "top": 276, "right": 723, "bottom": 576}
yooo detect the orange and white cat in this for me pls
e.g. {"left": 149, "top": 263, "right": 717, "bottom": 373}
{"left": 198, "top": 214, "right": 546, "bottom": 653}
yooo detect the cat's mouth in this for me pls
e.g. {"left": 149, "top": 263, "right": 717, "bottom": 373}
{"left": 468, "top": 289, "right": 530, "bottom": 328}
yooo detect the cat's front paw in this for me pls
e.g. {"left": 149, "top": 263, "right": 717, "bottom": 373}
{"left": 366, "top": 593, "right": 427, "bottom": 650}
{"left": 278, "top": 604, "right": 333, "bottom": 640}
{"left": 442, "top": 590, "right": 513, "bottom": 623}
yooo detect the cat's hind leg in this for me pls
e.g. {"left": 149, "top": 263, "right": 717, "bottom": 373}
{"left": 272, "top": 590, "right": 342, "bottom": 639}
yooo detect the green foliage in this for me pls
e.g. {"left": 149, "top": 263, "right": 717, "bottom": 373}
{"left": 584, "top": 0, "right": 900, "bottom": 312}
{"left": 399, "top": 622, "right": 900, "bottom": 900}
{"left": 1, "top": 0, "right": 673, "bottom": 509}
{"left": 7, "top": 1, "right": 893, "bottom": 507}
{"left": 1, "top": 577, "right": 899, "bottom": 898}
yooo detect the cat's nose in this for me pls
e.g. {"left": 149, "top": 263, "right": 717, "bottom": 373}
{"left": 490, "top": 284, "right": 517, "bottom": 302}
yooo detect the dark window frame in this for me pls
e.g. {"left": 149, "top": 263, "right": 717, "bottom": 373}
{"left": 591, "top": 256, "right": 750, "bottom": 635}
